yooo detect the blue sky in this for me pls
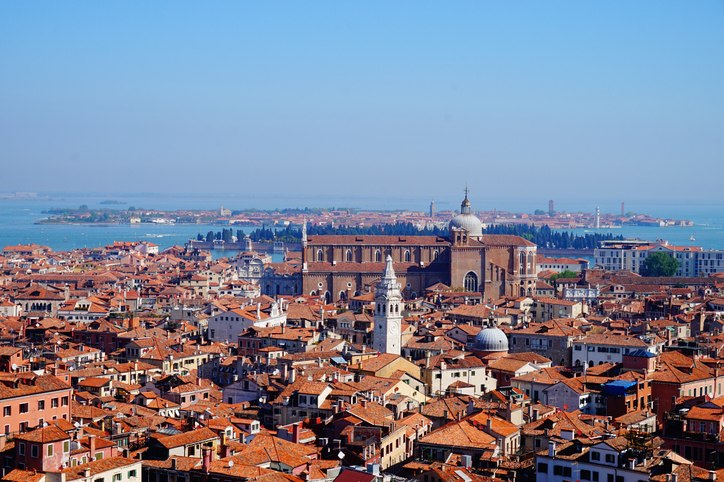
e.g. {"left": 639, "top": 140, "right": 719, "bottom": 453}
{"left": 1, "top": 2, "right": 723, "bottom": 207}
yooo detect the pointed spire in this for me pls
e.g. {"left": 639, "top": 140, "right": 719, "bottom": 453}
{"left": 461, "top": 187, "right": 472, "bottom": 215}
{"left": 382, "top": 255, "right": 396, "bottom": 280}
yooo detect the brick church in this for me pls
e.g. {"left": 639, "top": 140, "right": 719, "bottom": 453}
{"left": 301, "top": 191, "right": 537, "bottom": 302}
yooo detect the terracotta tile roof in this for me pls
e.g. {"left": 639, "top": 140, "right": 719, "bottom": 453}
{"left": 307, "top": 235, "right": 447, "bottom": 246}
{"left": 0, "top": 374, "right": 71, "bottom": 401}
{"left": 1, "top": 469, "right": 45, "bottom": 482}
{"left": 419, "top": 419, "right": 497, "bottom": 449}
{"left": 63, "top": 457, "right": 139, "bottom": 481}
{"left": 155, "top": 427, "right": 218, "bottom": 449}
{"left": 14, "top": 425, "right": 70, "bottom": 443}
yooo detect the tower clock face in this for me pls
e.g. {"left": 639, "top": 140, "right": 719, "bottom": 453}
{"left": 389, "top": 321, "right": 399, "bottom": 333}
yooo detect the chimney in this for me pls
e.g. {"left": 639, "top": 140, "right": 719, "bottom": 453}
{"left": 88, "top": 434, "right": 96, "bottom": 455}
{"left": 221, "top": 437, "right": 230, "bottom": 458}
{"left": 84, "top": 469, "right": 91, "bottom": 478}
{"left": 202, "top": 447, "right": 212, "bottom": 473}
{"left": 533, "top": 408, "right": 539, "bottom": 421}
{"left": 467, "top": 399, "right": 475, "bottom": 416}
{"left": 360, "top": 400, "right": 367, "bottom": 408}
{"left": 171, "top": 457, "right": 177, "bottom": 470}
{"left": 486, "top": 417, "right": 492, "bottom": 431}
{"left": 289, "top": 368, "right": 297, "bottom": 384}
{"left": 709, "top": 471, "right": 717, "bottom": 481}
{"left": 292, "top": 422, "right": 301, "bottom": 443}
{"left": 548, "top": 441, "right": 556, "bottom": 458}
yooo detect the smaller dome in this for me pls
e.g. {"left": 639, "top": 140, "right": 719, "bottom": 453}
{"left": 449, "top": 214, "right": 483, "bottom": 237}
{"left": 474, "top": 327, "right": 509, "bottom": 352}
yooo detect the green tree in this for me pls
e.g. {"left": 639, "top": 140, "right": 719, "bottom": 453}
{"left": 550, "top": 270, "right": 580, "bottom": 281}
{"left": 640, "top": 252, "right": 679, "bottom": 277}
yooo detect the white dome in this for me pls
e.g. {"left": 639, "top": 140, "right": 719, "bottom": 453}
{"left": 449, "top": 213, "right": 483, "bottom": 237}
{"left": 474, "top": 327, "right": 509, "bottom": 352}
{"left": 449, "top": 189, "right": 483, "bottom": 237}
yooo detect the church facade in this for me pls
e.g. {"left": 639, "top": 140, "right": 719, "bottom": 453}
{"left": 301, "top": 192, "right": 538, "bottom": 302}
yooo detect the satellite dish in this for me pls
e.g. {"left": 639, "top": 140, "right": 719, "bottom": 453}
{"left": 11, "top": 364, "right": 17, "bottom": 371}
{"left": 228, "top": 461, "right": 234, "bottom": 468}
{"left": 337, "top": 452, "right": 345, "bottom": 460}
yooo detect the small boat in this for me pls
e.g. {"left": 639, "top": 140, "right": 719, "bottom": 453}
{"left": 690, "top": 235, "right": 696, "bottom": 241}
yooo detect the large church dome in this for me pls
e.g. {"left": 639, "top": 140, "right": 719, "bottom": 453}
{"left": 473, "top": 327, "right": 509, "bottom": 352}
{"left": 448, "top": 189, "right": 483, "bottom": 237}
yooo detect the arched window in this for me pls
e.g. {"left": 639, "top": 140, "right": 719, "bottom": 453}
{"left": 520, "top": 252, "right": 526, "bottom": 274}
{"left": 345, "top": 249, "right": 353, "bottom": 262}
{"left": 432, "top": 249, "right": 439, "bottom": 261}
{"left": 464, "top": 272, "right": 478, "bottom": 292}
{"left": 316, "top": 249, "right": 324, "bottom": 262}
{"left": 374, "top": 250, "right": 382, "bottom": 262}
{"left": 404, "top": 250, "right": 411, "bottom": 262}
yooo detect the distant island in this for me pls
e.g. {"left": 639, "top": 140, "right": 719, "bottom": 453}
{"left": 35, "top": 204, "right": 695, "bottom": 230}
{"left": 99, "top": 199, "right": 126, "bottom": 205}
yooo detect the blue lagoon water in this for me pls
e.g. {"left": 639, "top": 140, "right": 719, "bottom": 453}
{"left": 0, "top": 194, "right": 722, "bottom": 252}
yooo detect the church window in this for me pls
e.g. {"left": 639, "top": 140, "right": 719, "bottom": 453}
{"left": 432, "top": 250, "right": 439, "bottom": 261}
{"left": 374, "top": 250, "right": 382, "bottom": 262}
{"left": 464, "top": 272, "right": 478, "bottom": 292}
{"left": 404, "top": 250, "right": 411, "bottom": 262}
{"left": 316, "top": 249, "right": 324, "bottom": 262}
{"left": 520, "top": 252, "right": 526, "bottom": 274}
{"left": 345, "top": 250, "right": 353, "bottom": 262}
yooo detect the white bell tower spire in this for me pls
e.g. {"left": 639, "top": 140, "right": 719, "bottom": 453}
{"left": 373, "top": 255, "right": 403, "bottom": 355}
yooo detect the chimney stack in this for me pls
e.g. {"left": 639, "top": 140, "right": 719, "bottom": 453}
{"left": 88, "top": 434, "right": 96, "bottom": 455}
{"left": 292, "top": 422, "right": 301, "bottom": 443}
{"left": 548, "top": 441, "right": 556, "bottom": 458}
{"left": 202, "top": 447, "right": 212, "bottom": 473}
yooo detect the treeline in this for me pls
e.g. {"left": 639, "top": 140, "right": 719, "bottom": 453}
{"left": 196, "top": 222, "right": 622, "bottom": 249}
{"left": 485, "top": 224, "right": 623, "bottom": 249}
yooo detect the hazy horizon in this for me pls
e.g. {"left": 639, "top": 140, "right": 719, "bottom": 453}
{"left": 1, "top": 2, "right": 723, "bottom": 202}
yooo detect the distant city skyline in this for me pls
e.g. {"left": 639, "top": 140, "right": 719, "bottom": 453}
{"left": 1, "top": 2, "right": 723, "bottom": 202}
